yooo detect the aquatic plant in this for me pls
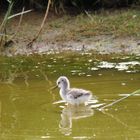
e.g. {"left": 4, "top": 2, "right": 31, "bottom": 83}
{"left": 0, "top": 53, "right": 140, "bottom": 84}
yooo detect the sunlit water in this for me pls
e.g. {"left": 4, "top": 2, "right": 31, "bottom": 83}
{"left": 0, "top": 70, "right": 140, "bottom": 140}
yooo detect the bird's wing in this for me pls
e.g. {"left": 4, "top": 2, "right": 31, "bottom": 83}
{"left": 67, "top": 88, "right": 92, "bottom": 99}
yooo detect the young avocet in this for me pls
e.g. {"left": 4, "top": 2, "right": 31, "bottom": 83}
{"left": 54, "top": 76, "right": 94, "bottom": 105}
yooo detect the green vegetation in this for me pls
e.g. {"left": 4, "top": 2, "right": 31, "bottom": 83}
{"left": 0, "top": 52, "right": 140, "bottom": 83}
{"left": 0, "top": 0, "right": 32, "bottom": 51}
{"left": 0, "top": 0, "right": 14, "bottom": 49}
{"left": 47, "top": 9, "right": 140, "bottom": 42}
{"left": 1, "top": 9, "right": 139, "bottom": 49}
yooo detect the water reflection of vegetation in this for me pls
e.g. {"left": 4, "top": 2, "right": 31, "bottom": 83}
{"left": 0, "top": 53, "right": 140, "bottom": 83}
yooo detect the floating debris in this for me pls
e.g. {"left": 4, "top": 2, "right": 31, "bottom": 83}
{"left": 47, "top": 65, "right": 52, "bottom": 68}
{"left": 91, "top": 67, "right": 99, "bottom": 71}
{"left": 115, "top": 64, "right": 128, "bottom": 71}
{"left": 88, "top": 59, "right": 93, "bottom": 62}
{"left": 97, "top": 61, "right": 140, "bottom": 72}
{"left": 71, "top": 70, "right": 81, "bottom": 73}
{"left": 121, "top": 82, "right": 126, "bottom": 86}
{"left": 35, "top": 66, "right": 39, "bottom": 68}
{"left": 86, "top": 75, "right": 92, "bottom": 77}
{"left": 78, "top": 72, "right": 85, "bottom": 76}
{"left": 98, "top": 61, "right": 115, "bottom": 69}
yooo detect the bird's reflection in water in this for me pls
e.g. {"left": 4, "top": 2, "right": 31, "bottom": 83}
{"left": 59, "top": 105, "right": 94, "bottom": 135}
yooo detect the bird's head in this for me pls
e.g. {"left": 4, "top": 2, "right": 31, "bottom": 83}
{"left": 56, "top": 76, "right": 70, "bottom": 89}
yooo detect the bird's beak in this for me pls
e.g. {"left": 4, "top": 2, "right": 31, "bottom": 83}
{"left": 51, "top": 85, "right": 58, "bottom": 90}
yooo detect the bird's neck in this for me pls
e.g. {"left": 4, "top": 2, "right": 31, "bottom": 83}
{"left": 61, "top": 83, "right": 70, "bottom": 91}
{"left": 60, "top": 88, "right": 68, "bottom": 101}
{"left": 60, "top": 87, "right": 68, "bottom": 94}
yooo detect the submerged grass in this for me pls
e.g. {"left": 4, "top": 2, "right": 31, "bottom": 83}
{"left": 0, "top": 53, "right": 140, "bottom": 83}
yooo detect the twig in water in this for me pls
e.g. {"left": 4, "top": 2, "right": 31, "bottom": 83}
{"left": 98, "top": 89, "right": 140, "bottom": 111}
{"left": 27, "top": 0, "right": 51, "bottom": 48}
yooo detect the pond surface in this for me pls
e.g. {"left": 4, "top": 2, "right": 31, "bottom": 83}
{"left": 0, "top": 70, "right": 140, "bottom": 140}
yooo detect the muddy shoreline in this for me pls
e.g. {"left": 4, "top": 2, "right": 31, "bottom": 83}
{"left": 1, "top": 11, "right": 140, "bottom": 56}
{"left": 4, "top": 36, "right": 140, "bottom": 56}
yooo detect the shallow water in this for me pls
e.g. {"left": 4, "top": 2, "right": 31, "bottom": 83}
{"left": 0, "top": 70, "right": 140, "bottom": 140}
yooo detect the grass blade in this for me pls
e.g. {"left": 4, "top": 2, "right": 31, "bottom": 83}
{"left": 99, "top": 89, "right": 140, "bottom": 111}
